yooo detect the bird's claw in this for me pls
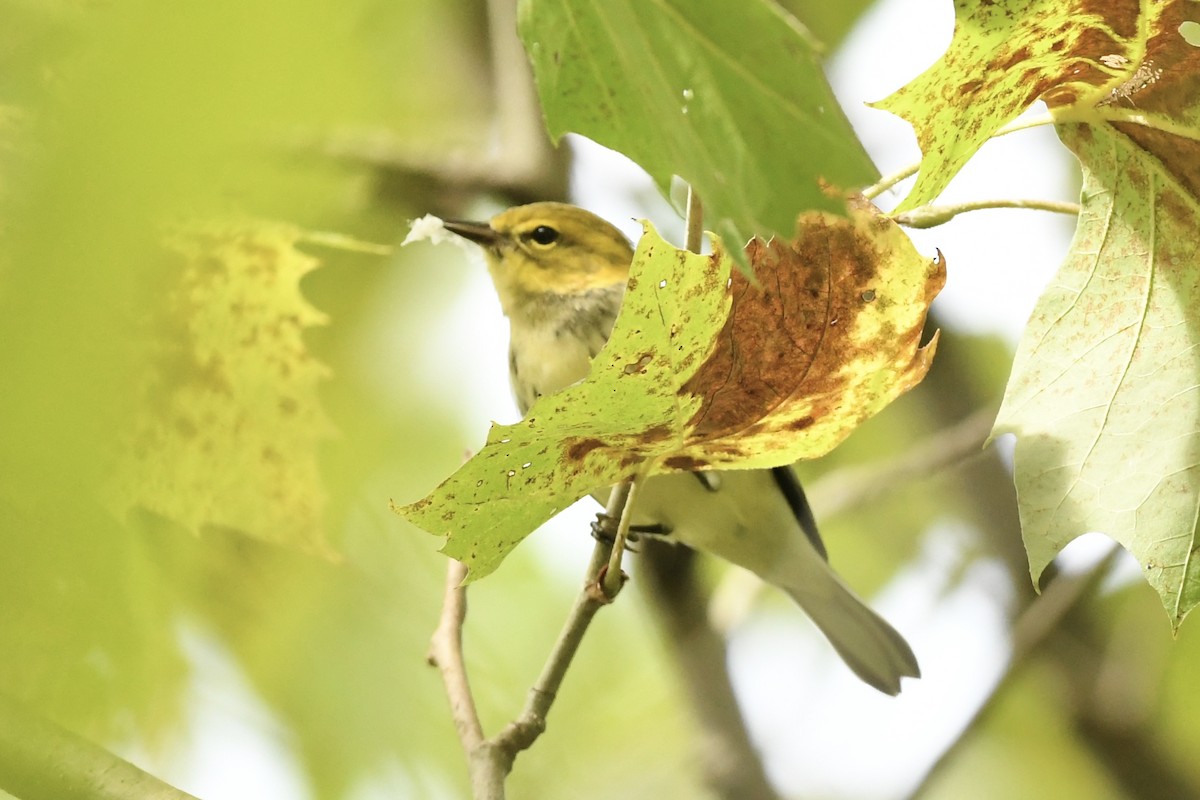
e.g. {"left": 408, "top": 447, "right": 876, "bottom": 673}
{"left": 590, "top": 514, "right": 672, "bottom": 551}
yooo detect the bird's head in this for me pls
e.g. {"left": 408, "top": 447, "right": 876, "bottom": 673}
{"left": 444, "top": 202, "right": 633, "bottom": 315}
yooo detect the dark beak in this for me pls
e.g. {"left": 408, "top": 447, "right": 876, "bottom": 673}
{"left": 443, "top": 219, "right": 500, "bottom": 247}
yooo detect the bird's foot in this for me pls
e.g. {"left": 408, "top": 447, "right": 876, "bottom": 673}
{"left": 590, "top": 513, "right": 672, "bottom": 550}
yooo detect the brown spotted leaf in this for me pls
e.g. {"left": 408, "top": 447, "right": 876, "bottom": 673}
{"left": 398, "top": 204, "right": 943, "bottom": 580}
{"left": 107, "top": 221, "right": 335, "bottom": 554}
{"left": 994, "top": 4, "right": 1200, "bottom": 626}
{"left": 873, "top": 0, "right": 1200, "bottom": 626}
{"left": 872, "top": 0, "right": 1157, "bottom": 211}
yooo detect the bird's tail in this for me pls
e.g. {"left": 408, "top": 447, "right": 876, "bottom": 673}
{"left": 781, "top": 574, "right": 920, "bottom": 696}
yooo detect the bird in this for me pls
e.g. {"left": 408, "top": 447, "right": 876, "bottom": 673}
{"left": 440, "top": 201, "right": 919, "bottom": 694}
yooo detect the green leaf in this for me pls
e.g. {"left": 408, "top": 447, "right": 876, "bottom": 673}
{"left": 995, "top": 121, "right": 1200, "bottom": 626}
{"left": 993, "top": 1, "right": 1200, "bottom": 627}
{"left": 399, "top": 203, "right": 943, "bottom": 580}
{"left": 517, "top": 0, "right": 878, "bottom": 253}
{"left": 107, "top": 222, "right": 336, "bottom": 554}
{"left": 871, "top": 0, "right": 1148, "bottom": 212}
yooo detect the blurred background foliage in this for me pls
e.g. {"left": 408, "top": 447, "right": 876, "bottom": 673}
{"left": 1, "top": 1, "right": 1198, "bottom": 799}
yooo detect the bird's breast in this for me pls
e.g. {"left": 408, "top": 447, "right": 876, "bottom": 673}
{"left": 508, "top": 321, "right": 603, "bottom": 414}
{"left": 506, "top": 291, "right": 621, "bottom": 414}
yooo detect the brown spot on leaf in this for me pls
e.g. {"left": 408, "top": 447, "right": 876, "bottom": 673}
{"left": 680, "top": 198, "right": 942, "bottom": 451}
{"left": 566, "top": 437, "right": 605, "bottom": 463}
{"left": 623, "top": 353, "right": 653, "bottom": 374}
{"left": 997, "top": 46, "right": 1031, "bottom": 73}
{"left": 664, "top": 455, "right": 709, "bottom": 471}
{"left": 639, "top": 424, "right": 672, "bottom": 442}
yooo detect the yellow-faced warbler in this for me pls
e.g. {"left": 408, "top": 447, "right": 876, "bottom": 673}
{"left": 442, "top": 202, "right": 919, "bottom": 694}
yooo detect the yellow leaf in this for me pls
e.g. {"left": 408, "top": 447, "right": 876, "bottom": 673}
{"left": 109, "top": 221, "right": 335, "bottom": 555}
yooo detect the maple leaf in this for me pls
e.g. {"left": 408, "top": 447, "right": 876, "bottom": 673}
{"left": 518, "top": 0, "right": 877, "bottom": 261}
{"left": 108, "top": 221, "right": 335, "bottom": 555}
{"left": 871, "top": 0, "right": 1162, "bottom": 212}
{"left": 398, "top": 201, "right": 944, "bottom": 580}
{"left": 992, "top": 1, "right": 1200, "bottom": 626}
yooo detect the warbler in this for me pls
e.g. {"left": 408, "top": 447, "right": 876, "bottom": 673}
{"left": 442, "top": 202, "right": 919, "bottom": 694}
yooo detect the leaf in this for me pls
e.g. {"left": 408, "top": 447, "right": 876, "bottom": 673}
{"left": 871, "top": 0, "right": 1149, "bottom": 212}
{"left": 398, "top": 201, "right": 944, "bottom": 580}
{"left": 517, "top": 0, "right": 878, "bottom": 254}
{"left": 107, "top": 222, "right": 335, "bottom": 554}
{"left": 992, "top": 1, "right": 1200, "bottom": 626}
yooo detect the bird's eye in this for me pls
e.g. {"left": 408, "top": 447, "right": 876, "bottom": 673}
{"left": 527, "top": 225, "right": 559, "bottom": 246}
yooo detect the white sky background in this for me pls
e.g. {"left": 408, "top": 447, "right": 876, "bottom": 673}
{"left": 157, "top": 0, "right": 1118, "bottom": 798}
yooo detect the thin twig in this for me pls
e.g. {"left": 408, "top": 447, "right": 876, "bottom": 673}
{"left": 427, "top": 560, "right": 485, "bottom": 751}
{"left": 603, "top": 480, "right": 639, "bottom": 596}
{"left": 496, "top": 480, "right": 634, "bottom": 754}
{"left": 427, "top": 561, "right": 502, "bottom": 799}
{"left": 297, "top": 230, "right": 394, "bottom": 255}
{"left": 863, "top": 113, "right": 1056, "bottom": 200}
{"left": 430, "top": 480, "right": 637, "bottom": 798}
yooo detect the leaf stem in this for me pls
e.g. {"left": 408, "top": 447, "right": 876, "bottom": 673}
{"left": 602, "top": 479, "right": 639, "bottom": 597}
{"left": 894, "top": 198, "right": 1080, "bottom": 229}
{"left": 863, "top": 163, "right": 920, "bottom": 201}
{"left": 634, "top": 187, "right": 779, "bottom": 799}
{"left": 862, "top": 113, "right": 1056, "bottom": 200}
{"left": 685, "top": 185, "right": 704, "bottom": 253}
{"left": 297, "top": 230, "right": 394, "bottom": 255}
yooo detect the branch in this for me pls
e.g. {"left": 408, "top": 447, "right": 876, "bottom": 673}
{"left": 426, "top": 560, "right": 494, "bottom": 796}
{"left": 495, "top": 481, "right": 631, "bottom": 755}
{"left": 0, "top": 694, "right": 200, "bottom": 800}
{"left": 428, "top": 481, "right": 634, "bottom": 799}
{"left": 904, "top": 544, "right": 1123, "bottom": 800}
{"left": 285, "top": 0, "right": 566, "bottom": 204}
{"left": 639, "top": 542, "right": 782, "bottom": 800}
{"left": 602, "top": 480, "right": 639, "bottom": 597}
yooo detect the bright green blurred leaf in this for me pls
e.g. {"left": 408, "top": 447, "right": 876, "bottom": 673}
{"left": 0, "top": 0, "right": 464, "bottom": 774}
{"left": 107, "top": 223, "right": 335, "bottom": 554}
{"left": 518, "top": 0, "right": 878, "bottom": 253}
{"left": 401, "top": 205, "right": 943, "bottom": 579}
{"left": 778, "top": 0, "right": 880, "bottom": 51}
